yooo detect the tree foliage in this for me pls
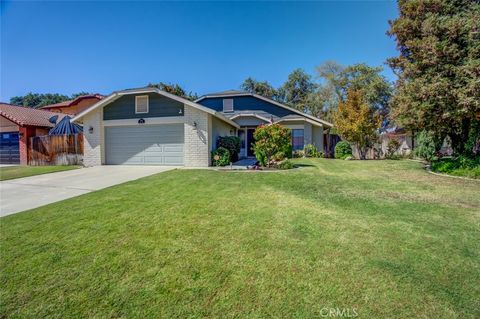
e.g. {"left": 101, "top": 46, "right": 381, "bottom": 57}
{"left": 253, "top": 124, "right": 291, "bottom": 167}
{"left": 387, "top": 0, "right": 480, "bottom": 155}
{"left": 240, "top": 77, "right": 278, "bottom": 99}
{"left": 316, "top": 62, "right": 393, "bottom": 115}
{"left": 9, "top": 92, "right": 91, "bottom": 108}
{"left": 334, "top": 90, "right": 381, "bottom": 159}
{"left": 147, "top": 82, "right": 198, "bottom": 101}
{"left": 278, "top": 69, "right": 316, "bottom": 113}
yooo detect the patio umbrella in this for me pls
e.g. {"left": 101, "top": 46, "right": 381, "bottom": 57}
{"left": 49, "top": 116, "right": 83, "bottom": 135}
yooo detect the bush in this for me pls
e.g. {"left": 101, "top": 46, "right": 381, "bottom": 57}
{"left": 253, "top": 124, "right": 291, "bottom": 167}
{"left": 304, "top": 144, "right": 323, "bottom": 158}
{"left": 335, "top": 141, "right": 352, "bottom": 159}
{"left": 414, "top": 130, "right": 437, "bottom": 161}
{"left": 431, "top": 155, "right": 480, "bottom": 178}
{"left": 217, "top": 136, "right": 241, "bottom": 162}
{"left": 293, "top": 150, "right": 304, "bottom": 158}
{"left": 385, "top": 139, "right": 401, "bottom": 159}
{"left": 211, "top": 147, "right": 230, "bottom": 166}
{"left": 276, "top": 159, "right": 294, "bottom": 170}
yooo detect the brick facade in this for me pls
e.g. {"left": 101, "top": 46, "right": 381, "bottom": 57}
{"left": 82, "top": 108, "right": 104, "bottom": 167}
{"left": 184, "top": 105, "right": 210, "bottom": 167}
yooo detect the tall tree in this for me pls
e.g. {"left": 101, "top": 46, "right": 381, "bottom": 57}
{"left": 387, "top": 0, "right": 480, "bottom": 154}
{"left": 334, "top": 89, "right": 381, "bottom": 159}
{"left": 240, "top": 77, "right": 277, "bottom": 99}
{"left": 278, "top": 69, "right": 316, "bottom": 112}
{"left": 316, "top": 62, "right": 392, "bottom": 115}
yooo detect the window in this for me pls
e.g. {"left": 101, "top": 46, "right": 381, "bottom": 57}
{"left": 135, "top": 95, "right": 149, "bottom": 114}
{"left": 291, "top": 129, "right": 304, "bottom": 150}
{"left": 223, "top": 99, "right": 234, "bottom": 112}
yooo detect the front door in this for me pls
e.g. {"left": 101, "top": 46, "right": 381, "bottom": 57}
{"left": 247, "top": 129, "right": 255, "bottom": 157}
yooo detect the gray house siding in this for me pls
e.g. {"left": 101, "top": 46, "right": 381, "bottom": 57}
{"left": 198, "top": 96, "right": 295, "bottom": 118}
{"left": 210, "top": 116, "right": 235, "bottom": 151}
{"left": 103, "top": 93, "right": 184, "bottom": 120}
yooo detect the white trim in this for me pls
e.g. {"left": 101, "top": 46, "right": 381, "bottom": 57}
{"left": 275, "top": 117, "right": 323, "bottom": 128}
{"left": 103, "top": 116, "right": 184, "bottom": 127}
{"left": 72, "top": 87, "right": 240, "bottom": 129}
{"left": 229, "top": 113, "right": 271, "bottom": 123}
{"left": 135, "top": 95, "right": 149, "bottom": 114}
{"left": 196, "top": 92, "right": 333, "bottom": 128}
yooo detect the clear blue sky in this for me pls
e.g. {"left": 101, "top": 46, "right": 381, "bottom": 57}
{"left": 1, "top": 1, "right": 398, "bottom": 102}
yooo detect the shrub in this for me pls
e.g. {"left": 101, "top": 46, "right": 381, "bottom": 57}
{"left": 276, "top": 159, "right": 294, "bottom": 170}
{"left": 335, "top": 141, "right": 352, "bottom": 159}
{"left": 431, "top": 155, "right": 480, "bottom": 178}
{"left": 304, "top": 144, "right": 323, "bottom": 158}
{"left": 385, "top": 139, "right": 401, "bottom": 159}
{"left": 414, "top": 130, "right": 437, "bottom": 161}
{"left": 253, "top": 124, "right": 291, "bottom": 167}
{"left": 217, "top": 136, "right": 241, "bottom": 162}
{"left": 293, "top": 150, "right": 304, "bottom": 158}
{"left": 211, "top": 147, "right": 230, "bottom": 166}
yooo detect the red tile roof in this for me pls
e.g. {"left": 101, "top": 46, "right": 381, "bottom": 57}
{"left": 0, "top": 103, "right": 67, "bottom": 127}
{"left": 40, "top": 94, "right": 104, "bottom": 109}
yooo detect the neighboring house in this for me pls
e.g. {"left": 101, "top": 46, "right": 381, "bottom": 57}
{"left": 41, "top": 94, "right": 103, "bottom": 116}
{"left": 0, "top": 103, "right": 66, "bottom": 164}
{"left": 72, "top": 87, "right": 333, "bottom": 167}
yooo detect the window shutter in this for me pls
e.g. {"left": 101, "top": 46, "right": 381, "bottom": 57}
{"left": 136, "top": 95, "right": 149, "bottom": 113}
{"left": 223, "top": 99, "right": 234, "bottom": 112}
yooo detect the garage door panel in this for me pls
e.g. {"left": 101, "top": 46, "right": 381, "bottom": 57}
{"left": 105, "top": 125, "right": 184, "bottom": 165}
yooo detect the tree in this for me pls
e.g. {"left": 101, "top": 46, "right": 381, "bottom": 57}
{"left": 148, "top": 82, "right": 198, "bottom": 101}
{"left": 387, "top": 0, "right": 480, "bottom": 155}
{"left": 240, "top": 77, "right": 278, "bottom": 99}
{"left": 278, "top": 69, "right": 316, "bottom": 112}
{"left": 10, "top": 93, "right": 70, "bottom": 108}
{"left": 334, "top": 89, "right": 381, "bottom": 159}
{"left": 316, "top": 62, "right": 392, "bottom": 115}
{"left": 252, "top": 124, "right": 291, "bottom": 167}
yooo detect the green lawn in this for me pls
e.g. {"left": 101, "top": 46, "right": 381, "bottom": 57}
{"left": 0, "top": 165, "right": 79, "bottom": 181}
{"left": 1, "top": 159, "right": 479, "bottom": 318}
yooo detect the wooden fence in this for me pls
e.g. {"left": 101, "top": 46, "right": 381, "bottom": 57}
{"left": 29, "top": 134, "right": 83, "bottom": 166}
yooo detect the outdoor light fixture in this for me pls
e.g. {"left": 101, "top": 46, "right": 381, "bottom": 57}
{"left": 89, "top": 126, "right": 94, "bottom": 134}
{"left": 138, "top": 118, "right": 145, "bottom": 124}
{"left": 179, "top": 109, "right": 183, "bottom": 114}
{"left": 193, "top": 121, "right": 197, "bottom": 130}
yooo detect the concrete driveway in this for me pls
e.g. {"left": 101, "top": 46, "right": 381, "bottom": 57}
{"left": 0, "top": 166, "right": 176, "bottom": 217}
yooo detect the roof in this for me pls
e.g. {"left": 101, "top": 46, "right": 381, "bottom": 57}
{"left": 0, "top": 103, "right": 67, "bottom": 127}
{"left": 40, "top": 94, "right": 104, "bottom": 109}
{"left": 71, "top": 87, "right": 240, "bottom": 129}
{"left": 195, "top": 92, "right": 333, "bottom": 128}
{"left": 202, "top": 90, "right": 250, "bottom": 97}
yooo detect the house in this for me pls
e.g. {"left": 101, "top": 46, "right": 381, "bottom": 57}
{"left": 40, "top": 94, "right": 103, "bottom": 116}
{"left": 72, "top": 87, "right": 333, "bottom": 167}
{"left": 196, "top": 90, "right": 332, "bottom": 158}
{"left": 0, "top": 103, "right": 66, "bottom": 164}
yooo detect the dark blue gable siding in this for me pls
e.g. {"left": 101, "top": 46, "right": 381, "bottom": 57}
{"left": 198, "top": 96, "right": 295, "bottom": 117}
{"left": 103, "top": 93, "right": 184, "bottom": 120}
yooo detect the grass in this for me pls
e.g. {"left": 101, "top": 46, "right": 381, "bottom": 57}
{"left": 0, "top": 165, "right": 79, "bottom": 181}
{"left": 1, "top": 159, "right": 479, "bottom": 318}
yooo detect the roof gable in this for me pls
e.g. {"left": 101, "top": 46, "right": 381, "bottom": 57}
{"left": 196, "top": 92, "right": 333, "bottom": 128}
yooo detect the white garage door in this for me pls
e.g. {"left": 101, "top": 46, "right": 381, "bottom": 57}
{"left": 105, "top": 124, "right": 184, "bottom": 165}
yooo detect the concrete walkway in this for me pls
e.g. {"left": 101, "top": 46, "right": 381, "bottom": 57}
{"left": 0, "top": 166, "right": 176, "bottom": 217}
